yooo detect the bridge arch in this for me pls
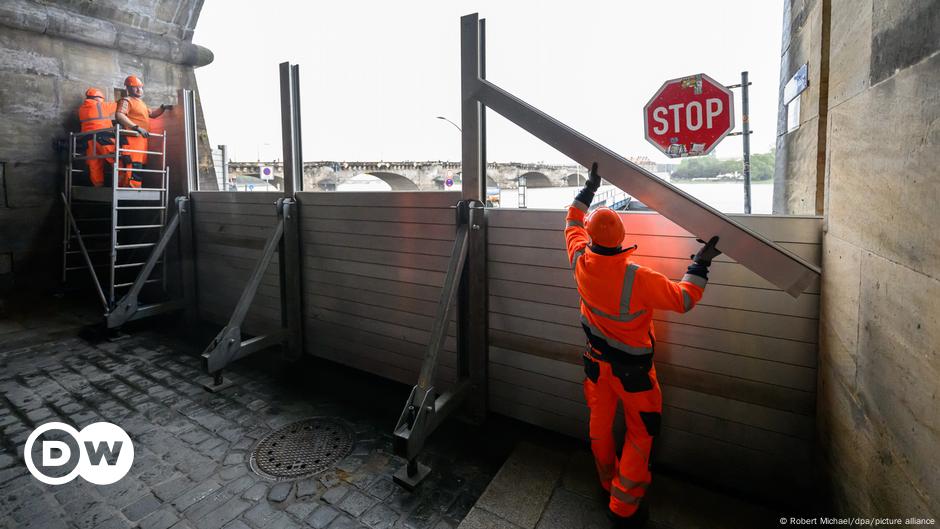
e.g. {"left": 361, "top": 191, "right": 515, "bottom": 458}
{"left": 340, "top": 172, "right": 419, "bottom": 191}
{"left": 519, "top": 171, "right": 552, "bottom": 188}
{"left": 565, "top": 173, "right": 583, "bottom": 186}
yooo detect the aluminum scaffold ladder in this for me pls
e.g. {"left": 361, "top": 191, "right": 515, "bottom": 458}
{"left": 62, "top": 124, "right": 185, "bottom": 327}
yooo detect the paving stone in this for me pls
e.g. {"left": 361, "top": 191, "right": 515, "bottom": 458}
{"left": 151, "top": 475, "right": 193, "bottom": 502}
{"left": 242, "top": 482, "right": 268, "bottom": 501}
{"left": 322, "top": 484, "right": 350, "bottom": 505}
{"left": 244, "top": 501, "right": 286, "bottom": 527}
{"left": 123, "top": 492, "right": 163, "bottom": 521}
{"left": 197, "top": 497, "right": 251, "bottom": 529}
{"left": 297, "top": 477, "right": 321, "bottom": 498}
{"left": 223, "top": 452, "right": 244, "bottom": 466}
{"left": 338, "top": 489, "right": 377, "bottom": 518}
{"left": 138, "top": 506, "right": 180, "bottom": 529}
{"left": 336, "top": 456, "right": 364, "bottom": 473}
{"left": 445, "top": 491, "right": 476, "bottom": 521}
{"left": 268, "top": 481, "right": 294, "bottom": 503}
{"left": 404, "top": 501, "right": 442, "bottom": 529}
{"left": 365, "top": 478, "right": 395, "bottom": 501}
{"left": 74, "top": 502, "right": 122, "bottom": 529}
{"left": 139, "top": 462, "right": 177, "bottom": 486}
{"left": 319, "top": 471, "right": 341, "bottom": 488}
{"left": 457, "top": 508, "right": 524, "bottom": 529}
{"left": 221, "top": 521, "right": 251, "bottom": 529}
{"left": 219, "top": 463, "right": 249, "bottom": 481}
{"left": 473, "top": 443, "right": 567, "bottom": 529}
{"left": 345, "top": 471, "right": 375, "bottom": 490}
{"left": 184, "top": 486, "right": 233, "bottom": 521}
{"left": 286, "top": 497, "right": 321, "bottom": 520}
{"left": 306, "top": 505, "right": 340, "bottom": 528}
{"left": 532, "top": 488, "right": 584, "bottom": 529}
{"left": 326, "top": 514, "right": 364, "bottom": 529}
{"left": 361, "top": 503, "right": 399, "bottom": 529}
{"left": 172, "top": 479, "right": 222, "bottom": 511}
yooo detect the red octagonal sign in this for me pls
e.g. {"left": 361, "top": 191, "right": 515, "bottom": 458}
{"left": 643, "top": 73, "right": 735, "bottom": 158}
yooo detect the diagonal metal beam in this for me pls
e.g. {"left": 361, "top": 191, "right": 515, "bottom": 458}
{"left": 470, "top": 75, "right": 819, "bottom": 297}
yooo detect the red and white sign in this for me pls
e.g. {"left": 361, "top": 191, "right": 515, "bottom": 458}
{"left": 643, "top": 73, "right": 734, "bottom": 158}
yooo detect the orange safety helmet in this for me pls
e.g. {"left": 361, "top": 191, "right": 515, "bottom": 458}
{"left": 124, "top": 75, "right": 144, "bottom": 87}
{"left": 85, "top": 88, "right": 104, "bottom": 99}
{"left": 585, "top": 207, "right": 625, "bottom": 248}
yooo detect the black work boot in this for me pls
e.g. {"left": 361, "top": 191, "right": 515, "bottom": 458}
{"left": 607, "top": 502, "right": 649, "bottom": 528}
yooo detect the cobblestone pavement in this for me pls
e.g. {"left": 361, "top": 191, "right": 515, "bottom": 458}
{"left": 0, "top": 330, "right": 510, "bottom": 529}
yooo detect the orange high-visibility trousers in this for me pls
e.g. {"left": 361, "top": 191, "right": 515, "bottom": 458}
{"left": 583, "top": 352, "right": 662, "bottom": 518}
{"left": 86, "top": 141, "right": 115, "bottom": 187}
{"left": 120, "top": 134, "right": 148, "bottom": 188}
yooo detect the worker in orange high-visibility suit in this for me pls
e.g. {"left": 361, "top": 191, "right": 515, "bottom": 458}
{"left": 114, "top": 75, "right": 169, "bottom": 188}
{"left": 565, "top": 163, "right": 721, "bottom": 528}
{"left": 77, "top": 88, "right": 117, "bottom": 186}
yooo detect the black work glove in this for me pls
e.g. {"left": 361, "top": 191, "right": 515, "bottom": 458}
{"left": 575, "top": 162, "right": 601, "bottom": 207}
{"left": 691, "top": 236, "right": 721, "bottom": 267}
{"left": 586, "top": 162, "right": 600, "bottom": 192}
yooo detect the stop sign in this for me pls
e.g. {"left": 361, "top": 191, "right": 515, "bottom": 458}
{"left": 643, "top": 73, "right": 734, "bottom": 158}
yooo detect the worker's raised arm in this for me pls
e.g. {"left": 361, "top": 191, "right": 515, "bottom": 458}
{"left": 149, "top": 103, "right": 171, "bottom": 119}
{"left": 634, "top": 236, "right": 721, "bottom": 313}
{"left": 565, "top": 162, "right": 600, "bottom": 265}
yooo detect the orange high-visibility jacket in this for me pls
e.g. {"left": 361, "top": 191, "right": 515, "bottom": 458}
{"left": 564, "top": 200, "right": 706, "bottom": 365}
{"left": 117, "top": 96, "right": 150, "bottom": 131}
{"left": 78, "top": 99, "right": 117, "bottom": 132}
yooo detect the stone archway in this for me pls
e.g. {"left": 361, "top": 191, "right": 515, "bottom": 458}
{"left": 565, "top": 173, "right": 583, "bottom": 186}
{"left": 519, "top": 171, "right": 552, "bottom": 188}
{"left": 348, "top": 172, "right": 419, "bottom": 191}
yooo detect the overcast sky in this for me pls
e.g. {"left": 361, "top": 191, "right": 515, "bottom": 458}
{"left": 194, "top": 0, "right": 783, "bottom": 164}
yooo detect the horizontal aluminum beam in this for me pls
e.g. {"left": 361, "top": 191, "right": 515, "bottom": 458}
{"left": 471, "top": 76, "right": 819, "bottom": 297}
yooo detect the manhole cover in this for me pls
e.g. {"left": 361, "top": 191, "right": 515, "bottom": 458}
{"left": 249, "top": 418, "right": 355, "bottom": 480}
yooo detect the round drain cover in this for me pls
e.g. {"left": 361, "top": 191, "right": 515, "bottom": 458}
{"left": 249, "top": 418, "right": 355, "bottom": 480}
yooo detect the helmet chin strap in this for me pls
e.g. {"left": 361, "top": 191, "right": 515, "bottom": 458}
{"left": 589, "top": 243, "right": 637, "bottom": 256}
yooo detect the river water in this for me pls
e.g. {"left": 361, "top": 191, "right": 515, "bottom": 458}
{"left": 498, "top": 181, "right": 773, "bottom": 214}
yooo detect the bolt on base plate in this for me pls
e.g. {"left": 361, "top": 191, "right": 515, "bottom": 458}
{"left": 203, "top": 373, "right": 235, "bottom": 393}
{"left": 393, "top": 460, "right": 431, "bottom": 491}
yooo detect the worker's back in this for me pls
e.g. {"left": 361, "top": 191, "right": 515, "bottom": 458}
{"left": 78, "top": 99, "right": 116, "bottom": 132}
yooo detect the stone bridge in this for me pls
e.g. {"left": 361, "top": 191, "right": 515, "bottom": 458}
{"left": 227, "top": 161, "right": 612, "bottom": 191}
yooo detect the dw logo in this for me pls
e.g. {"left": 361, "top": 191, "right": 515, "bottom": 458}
{"left": 24, "top": 422, "right": 134, "bottom": 485}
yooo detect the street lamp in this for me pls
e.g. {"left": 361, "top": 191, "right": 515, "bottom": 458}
{"left": 435, "top": 116, "right": 461, "bottom": 133}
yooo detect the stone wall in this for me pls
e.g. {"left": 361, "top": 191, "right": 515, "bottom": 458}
{"left": 773, "top": 0, "right": 829, "bottom": 215}
{"left": 784, "top": 0, "right": 940, "bottom": 518}
{"left": 0, "top": 0, "right": 215, "bottom": 292}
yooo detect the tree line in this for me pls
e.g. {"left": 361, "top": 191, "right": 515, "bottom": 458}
{"left": 671, "top": 151, "right": 774, "bottom": 181}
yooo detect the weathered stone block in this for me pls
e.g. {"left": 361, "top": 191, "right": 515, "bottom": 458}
{"left": 828, "top": 0, "right": 872, "bottom": 108}
{"left": 773, "top": 117, "right": 820, "bottom": 214}
{"left": 855, "top": 252, "right": 940, "bottom": 515}
{"left": 818, "top": 233, "right": 861, "bottom": 388}
{"left": 827, "top": 52, "right": 940, "bottom": 279}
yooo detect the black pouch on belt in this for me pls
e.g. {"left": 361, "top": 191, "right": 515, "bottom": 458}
{"left": 609, "top": 360, "right": 653, "bottom": 393}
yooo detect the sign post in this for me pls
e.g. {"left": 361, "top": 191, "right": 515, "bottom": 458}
{"left": 727, "top": 71, "right": 754, "bottom": 214}
{"left": 643, "top": 73, "right": 735, "bottom": 158}
{"left": 740, "top": 71, "right": 752, "bottom": 214}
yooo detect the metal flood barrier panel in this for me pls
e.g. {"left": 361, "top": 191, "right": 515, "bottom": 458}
{"left": 296, "top": 191, "right": 461, "bottom": 391}
{"left": 190, "top": 191, "right": 284, "bottom": 334}
{"left": 189, "top": 190, "right": 820, "bottom": 499}
{"left": 487, "top": 208, "right": 821, "bottom": 499}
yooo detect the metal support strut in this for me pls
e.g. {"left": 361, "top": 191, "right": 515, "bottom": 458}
{"left": 392, "top": 200, "right": 484, "bottom": 490}
{"left": 105, "top": 196, "right": 189, "bottom": 328}
{"left": 201, "top": 197, "right": 303, "bottom": 391}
